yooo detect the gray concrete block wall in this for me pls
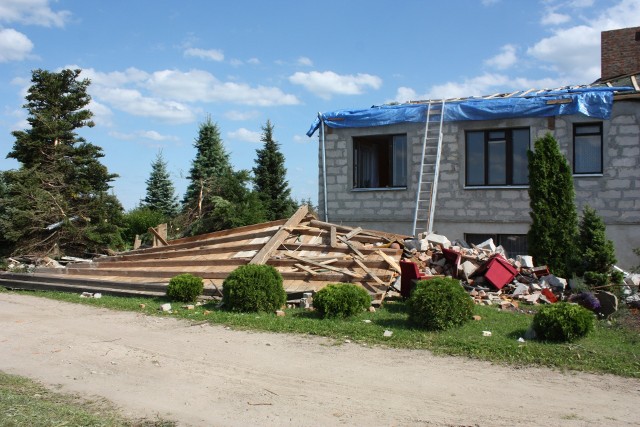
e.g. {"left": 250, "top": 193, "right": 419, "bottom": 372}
{"left": 317, "top": 100, "right": 640, "bottom": 268}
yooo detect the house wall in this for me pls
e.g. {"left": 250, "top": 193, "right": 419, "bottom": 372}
{"left": 317, "top": 100, "right": 640, "bottom": 269}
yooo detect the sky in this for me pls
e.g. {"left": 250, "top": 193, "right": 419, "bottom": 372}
{"left": 0, "top": 0, "right": 639, "bottom": 211}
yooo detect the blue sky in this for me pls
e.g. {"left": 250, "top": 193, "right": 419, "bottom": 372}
{"left": 1, "top": 0, "right": 638, "bottom": 210}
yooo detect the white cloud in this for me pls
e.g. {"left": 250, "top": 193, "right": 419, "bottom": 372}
{"left": 289, "top": 70, "right": 382, "bottom": 99}
{"left": 227, "top": 127, "right": 261, "bottom": 143}
{"left": 484, "top": 44, "right": 518, "bottom": 70}
{"left": 146, "top": 69, "right": 300, "bottom": 106}
{"left": 481, "top": 0, "right": 500, "bottom": 5}
{"left": 247, "top": 58, "right": 260, "bottom": 65}
{"left": 541, "top": 12, "right": 571, "bottom": 26}
{"left": 0, "top": 0, "right": 71, "bottom": 27}
{"left": 96, "top": 87, "right": 197, "bottom": 124}
{"left": 527, "top": 25, "right": 600, "bottom": 83}
{"left": 109, "top": 129, "right": 179, "bottom": 142}
{"left": 297, "top": 56, "right": 313, "bottom": 66}
{"left": 87, "top": 99, "right": 113, "bottom": 127}
{"left": 528, "top": 0, "right": 640, "bottom": 83}
{"left": 224, "top": 110, "right": 260, "bottom": 121}
{"left": 0, "top": 28, "right": 34, "bottom": 62}
{"left": 293, "top": 134, "right": 310, "bottom": 144}
{"left": 184, "top": 47, "right": 224, "bottom": 61}
{"left": 393, "top": 73, "right": 563, "bottom": 102}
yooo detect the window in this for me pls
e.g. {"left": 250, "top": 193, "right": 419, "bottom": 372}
{"left": 465, "top": 233, "right": 528, "bottom": 258}
{"left": 353, "top": 134, "right": 407, "bottom": 189}
{"left": 465, "top": 128, "right": 530, "bottom": 186}
{"left": 573, "top": 123, "right": 602, "bottom": 174}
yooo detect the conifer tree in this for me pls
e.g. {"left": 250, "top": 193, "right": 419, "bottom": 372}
{"left": 253, "top": 120, "right": 296, "bottom": 221}
{"left": 180, "top": 115, "right": 266, "bottom": 235}
{"left": 527, "top": 133, "right": 578, "bottom": 277}
{"left": 0, "top": 69, "right": 123, "bottom": 256}
{"left": 143, "top": 151, "right": 178, "bottom": 218}
{"left": 182, "top": 115, "right": 232, "bottom": 213}
{"left": 577, "top": 205, "right": 617, "bottom": 286}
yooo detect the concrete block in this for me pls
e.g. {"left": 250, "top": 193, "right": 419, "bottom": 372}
{"left": 424, "top": 232, "right": 451, "bottom": 249}
{"left": 516, "top": 255, "right": 534, "bottom": 268}
{"left": 477, "top": 238, "right": 496, "bottom": 252}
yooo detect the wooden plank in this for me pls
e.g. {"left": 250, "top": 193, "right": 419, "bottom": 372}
{"left": 284, "top": 253, "right": 363, "bottom": 278}
{"left": 330, "top": 226, "right": 337, "bottom": 248}
{"left": 148, "top": 227, "right": 169, "bottom": 246}
{"left": 343, "top": 227, "right": 362, "bottom": 241}
{"left": 308, "top": 219, "right": 407, "bottom": 241}
{"left": 250, "top": 205, "right": 309, "bottom": 265}
{"left": 376, "top": 249, "right": 401, "bottom": 274}
{"left": 338, "top": 236, "right": 365, "bottom": 259}
{"left": 353, "top": 258, "right": 385, "bottom": 285}
{"left": 546, "top": 98, "right": 573, "bottom": 105}
{"left": 294, "top": 263, "right": 318, "bottom": 276}
{"left": 169, "top": 218, "right": 287, "bottom": 245}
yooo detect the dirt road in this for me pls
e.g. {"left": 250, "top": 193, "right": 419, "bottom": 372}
{"left": 1, "top": 293, "right": 638, "bottom": 426}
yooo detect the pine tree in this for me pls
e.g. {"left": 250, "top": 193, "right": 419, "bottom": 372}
{"left": 182, "top": 115, "right": 232, "bottom": 213}
{"left": 0, "top": 69, "right": 123, "bottom": 256}
{"left": 527, "top": 133, "right": 578, "bottom": 278}
{"left": 253, "top": 120, "right": 296, "bottom": 221}
{"left": 577, "top": 205, "right": 617, "bottom": 286}
{"left": 143, "top": 151, "right": 178, "bottom": 218}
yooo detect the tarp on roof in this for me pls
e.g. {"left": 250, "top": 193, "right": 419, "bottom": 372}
{"left": 306, "top": 87, "right": 633, "bottom": 137}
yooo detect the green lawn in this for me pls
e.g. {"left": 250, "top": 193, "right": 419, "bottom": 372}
{"left": 6, "top": 288, "right": 640, "bottom": 378}
{"left": 0, "top": 371, "right": 175, "bottom": 427}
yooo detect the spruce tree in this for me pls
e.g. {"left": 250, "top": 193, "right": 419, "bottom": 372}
{"left": 180, "top": 115, "right": 266, "bottom": 235}
{"left": 577, "top": 205, "right": 617, "bottom": 286}
{"left": 143, "top": 151, "right": 178, "bottom": 218}
{"left": 182, "top": 115, "right": 232, "bottom": 213}
{"left": 0, "top": 69, "right": 123, "bottom": 256}
{"left": 527, "top": 133, "right": 578, "bottom": 278}
{"left": 253, "top": 120, "right": 296, "bottom": 221}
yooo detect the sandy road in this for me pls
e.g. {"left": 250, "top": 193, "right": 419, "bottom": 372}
{"left": 0, "top": 293, "right": 638, "bottom": 426}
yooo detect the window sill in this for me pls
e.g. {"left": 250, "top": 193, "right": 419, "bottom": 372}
{"left": 352, "top": 187, "right": 407, "bottom": 192}
{"left": 464, "top": 185, "right": 529, "bottom": 190}
{"left": 573, "top": 173, "right": 603, "bottom": 177}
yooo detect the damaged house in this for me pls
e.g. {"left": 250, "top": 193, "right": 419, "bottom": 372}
{"left": 307, "top": 26, "right": 640, "bottom": 270}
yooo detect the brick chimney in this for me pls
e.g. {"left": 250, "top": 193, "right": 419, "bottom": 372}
{"left": 601, "top": 26, "right": 640, "bottom": 80}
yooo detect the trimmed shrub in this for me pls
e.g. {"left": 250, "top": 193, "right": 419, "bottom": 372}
{"left": 313, "top": 283, "right": 371, "bottom": 318}
{"left": 222, "top": 264, "right": 286, "bottom": 312}
{"left": 407, "top": 277, "right": 473, "bottom": 331}
{"left": 166, "top": 273, "right": 204, "bottom": 302}
{"left": 532, "top": 302, "right": 594, "bottom": 342}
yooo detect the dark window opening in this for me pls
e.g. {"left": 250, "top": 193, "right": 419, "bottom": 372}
{"left": 353, "top": 134, "right": 407, "bottom": 189}
{"left": 465, "top": 233, "right": 529, "bottom": 258}
{"left": 573, "top": 122, "right": 603, "bottom": 174}
{"left": 465, "top": 128, "right": 530, "bottom": 186}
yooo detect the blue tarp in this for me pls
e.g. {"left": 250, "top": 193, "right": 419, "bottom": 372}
{"left": 306, "top": 87, "right": 633, "bottom": 137}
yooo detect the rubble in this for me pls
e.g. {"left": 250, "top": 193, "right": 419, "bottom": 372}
{"left": 398, "top": 234, "right": 640, "bottom": 316}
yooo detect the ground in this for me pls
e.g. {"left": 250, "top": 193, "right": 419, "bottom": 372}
{"left": 1, "top": 293, "right": 639, "bottom": 427}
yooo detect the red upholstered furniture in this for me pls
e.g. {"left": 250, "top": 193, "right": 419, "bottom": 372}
{"left": 399, "top": 260, "right": 429, "bottom": 299}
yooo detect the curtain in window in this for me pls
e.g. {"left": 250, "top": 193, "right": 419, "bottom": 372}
{"left": 392, "top": 135, "right": 407, "bottom": 187}
{"left": 575, "top": 135, "right": 601, "bottom": 173}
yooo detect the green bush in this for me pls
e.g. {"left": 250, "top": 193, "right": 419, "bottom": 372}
{"left": 313, "top": 283, "right": 371, "bottom": 318}
{"left": 407, "top": 277, "right": 473, "bottom": 331}
{"left": 222, "top": 264, "right": 286, "bottom": 312}
{"left": 532, "top": 302, "right": 594, "bottom": 342}
{"left": 166, "top": 273, "right": 204, "bottom": 303}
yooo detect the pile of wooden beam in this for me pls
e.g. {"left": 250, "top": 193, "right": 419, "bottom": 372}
{"left": 0, "top": 206, "right": 406, "bottom": 302}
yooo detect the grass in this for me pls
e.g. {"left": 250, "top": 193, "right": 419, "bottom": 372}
{"left": 6, "top": 288, "right": 640, "bottom": 378}
{"left": 0, "top": 371, "right": 175, "bottom": 427}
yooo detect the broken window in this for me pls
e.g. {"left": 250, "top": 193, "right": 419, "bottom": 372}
{"left": 353, "top": 134, "right": 407, "bottom": 189}
{"left": 573, "top": 123, "right": 603, "bottom": 174}
{"left": 465, "top": 128, "right": 530, "bottom": 186}
{"left": 465, "top": 233, "right": 528, "bottom": 257}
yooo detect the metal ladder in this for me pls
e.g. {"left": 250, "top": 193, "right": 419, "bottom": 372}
{"left": 411, "top": 99, "right": 446, "bottom": 237}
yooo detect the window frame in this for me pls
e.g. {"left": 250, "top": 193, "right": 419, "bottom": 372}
{"left": 352, "top": 133, "right": 408, "bottom": 190}
{"left": 573, "top": 122, "right": 603, "bottom": 175}
{"left": 465, "top": 127, "right": 530, "bottom": 187}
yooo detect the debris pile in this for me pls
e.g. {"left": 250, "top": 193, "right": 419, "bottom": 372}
{"left": 400, "top": 232, "right": 640, "bottom": 317}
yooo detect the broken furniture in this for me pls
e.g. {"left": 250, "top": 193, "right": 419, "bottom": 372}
{"left": 399, "top": 260, "right": 432, "bottom": 299}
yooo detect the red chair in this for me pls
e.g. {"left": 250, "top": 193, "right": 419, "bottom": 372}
{"left": 399, "top": 260, "right": 429, "bottom": 299}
